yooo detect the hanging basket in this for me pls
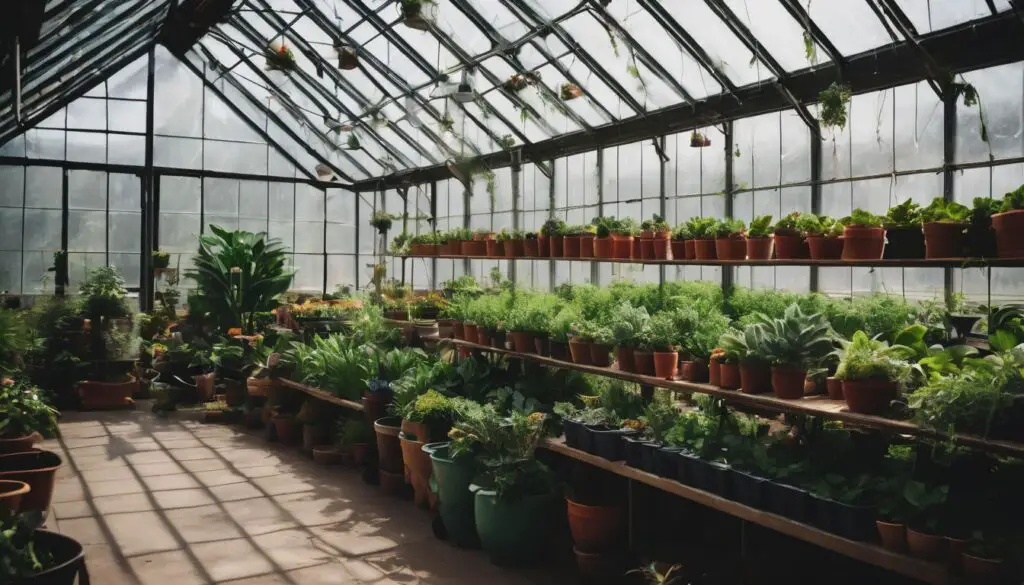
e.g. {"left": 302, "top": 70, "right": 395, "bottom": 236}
{"left": 337, "top": 45, "right": 358, "bottom": 70}
{"left": 690, "top": 131, "right": 711, "bottom": 148}
{"left": 560, "top": 83, "right": 583, "bottom": 101}
{"left": 265, "top": 42, "right": 297, "bottom": 72}
{"left": 401, "top": 1, "right": 437, "bottom": 31}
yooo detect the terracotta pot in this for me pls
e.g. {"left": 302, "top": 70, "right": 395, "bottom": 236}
{"left": 476, "top": 328, "right": 490, "bottom": 346}
{"left": 312, "top": 446, "right": 344, "bottom": 465}
{"left": 715, "top": 237, "right": 746, "bottom": 260}
{"left": 773, "top": 234, "right": 809, "bottom": 259}
{"left": 807, "top": 236, "right": 844, "bottom": 260}
{"left": 653, "top": 238, "right": 671, "bottom": 260}
{"left": 842, "top": 379, "right": 898, "bottom": 414}
{"left": 534, "top": 335, "right": 549, "bottom": 356}
{"left": 437, "top": 319, "right": 455, "bottom": 339}
{"left": 0, "top": 480, "right": 30, "bottom": 515}
{"left": 616, "top": 347, "right": 636, "bottom": 373}
{"left": 876, "top": 521, "right": 907, "bottom": 553}
{"left": 693, "top": 239, "right": 717, "bottom": 260}
{"left": 632, "top": 238, "right": 642, "bottom": 260}
{"left": 906, "top": 528, "right": 947, "bottom": 561}
{"left": 593, "top": 237, "right": 614, "bottom": 259}
{"left": 537, "top": 235, "right": 549, "bottom": 256}
{"left": 508, "top": 331, "right": 535, "bottom": 354}
{"left": 503, "top": 240, "right": 519, "bottom": 259}
{"left": 463, "top": 323, "right": 479, "bottom": 343}
{"left": 273, "top": 415, "right": 300, "bottom": 444}
{"left": 375, "top": 416, "right": 404, "bottom": 474}
{"left": 350, "top": 443, "right": 368, "bottom": 466}
{"left": 708, "top": 357, "right": 721, "bottom": 386}
{"left": 681, "top": 359, "right": 709, "bottom": 383}
{"left": 523, "top": 238, "right": 539, "bottom": 257}
{"left": 415, "top": 321, "right": 439, "bottom": 340}
{"left": 77, "top": 379, "right": 139, "bottom": 410}
{"left": 451, "top": 321, "right": 465, "bottom": 340}
{"left": 825, "top": 377, "right": 843, "bottom": 400}
{"left": 566, "top": 498, "right": 625, "bottom": 553}
{"left": 0, "top": 450, "right": 62, "bottom": 512}
{"left": 992, "top": 209, "right": 1024, "bottom": 258}
{"left": 568, "top": 337, "right": 593, "bottom": 365}
{"left": 746, "top": 237, "right": 773, "bottom": 260}
{"left": 653, "top": 351, "right": 679, "bottom": 380}
{"left": 640, "top": 238, "right": 655, "bottom": 260}
{"left": 549, "top": 235, "right": 564, "bottom": 257}
{"left": 670, "top": 241, "right": 686, "bottom": 260}
{"left": 770, "top": 366, "right": 806, "bottom": 399}
{"left": 303, "top": 424, "right": 330, "bottom": 455}
{"left": 247, "top": 377, "right": 276, "bottom": 397}
{"left": 923, "top": 222, "right": 968, "bottom": 259}
{"left": 719, "top": 363, "right": 740, "bottom": 389}
{"left": 401, "top": 434, "right": 435, "bottom": 508}
{"left": 684, "top": 239, "right": 696, "bottom": 259}
{"left": 411, "top": 243, "right": 437, "bottom": 256}
{"left": 962, "top": 553, "right": 1004, "bottom": 585}
{"left": 884, "top": 227, "right": 925, "bottom": 259}
{"left": 563, "top": 235, "right": 581, "bottom": 258}
{"left": 462, "top": 240, "right": 487, "bottom": 256}
{"left": 0, "top": 435, "right": 35, "bottom": 454}
{"left": 486, "top": 240, "right": 501, "bottom": 257}
{"left": 576, "top": 235, "right": 593, "bottom": 258}
{"left": 379, "top": 469, "right": 406, "bottom": 496}
{"left": 362, "top": 392, "right": 391, "bottom": 427}
{"left": 633, "top": 350, "right": 655, "bottom": 376}
{"left": 947, "top": 536, "right": 969, "bottom": 573}
{"left": 549, "top": 341, "right": 570, "bottom": 361}
{"left": 589, "top": 343, "right": 613, "bottom": 367}
{"left": 401, "top": 419, "right": 431, "bottom": 443}
{"left": 842, "top": 226, "right": 885, "bottom": 260}
{"left": 739, "top": 362, "right": 770, "bottom": 394}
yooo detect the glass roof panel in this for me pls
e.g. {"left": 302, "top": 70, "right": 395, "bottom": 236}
{"left": 806, "top": 0, "right": 894, "bottom": 56}
{"left": 660, "top": 1, "right": 772, "bottom": 87}
{"left": 721, "top": 0, "right": 832, "bottom": 71}
{"left": 898, "top": 0, "right": 1005, "bottom": 33}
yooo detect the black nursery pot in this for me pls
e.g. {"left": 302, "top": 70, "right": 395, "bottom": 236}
{"left": 833, "top": 501, "right": 877, "bottom": 541}
{"left": 809, "top": 493, "right": 836, "bottom": 532}
{"left": 688, "top": 458, "right": 732, "bottom": 498}
{"left": 589, "top": 426, "right": 637, "bottom": 461}
{"left": 883, "top": 227, "right": 925, "bottom": 259}
{"left": 563, "top": 419, "right": 584, "bottom": 449}
{"left": 623, "top": 436, "right": 648, "bottom": 469}
{"left": 731, "top": 470, "right": 768, "bottom": 509}
{"left": 765, "top": 481, "right": 812, "bottom": 524}
{"left": 967, "top": 224, "right": 997, "bottom": 258}
{"left": 18, "top": 530, "right": 87, "bottom": 585}
{"left": 490, "top": 330, "right": 506, "bottom": 349}
{"left": 639, "top": 442, "right": 662, "bottom": 474}
{"left": 655, "top": 446, "right": 682, "bottom": 480}
{"left": 675, "top": 450, "right": 700, "bottom": 486}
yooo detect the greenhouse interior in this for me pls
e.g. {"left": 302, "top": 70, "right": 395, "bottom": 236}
{"left": 3, "top": 0, "right": 1024, "bottom": 584}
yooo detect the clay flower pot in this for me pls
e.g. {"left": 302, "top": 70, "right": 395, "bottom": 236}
{"left": 579, "top": 235, "right": 595, "bottom": 258}
{"left": 640, "top": 237, "right": 655, "bottom": 260}
{"left": 773, "top": 234, "right": 809, "bottom": 259}
{"left": 0, "top": 450, "right": 62, "bottom": 512}
{"left": 593, "top": 237, "right": 614, "bottom": 259}
{"left": 962, "top": 552, "right": 1004, "bottom": 585}
{"left": 566, "top": 498, "right": 625, "bottom": 553}
{"left": 670, "top": 241, "right": 686, "bottom": 260}
{"left": 77, "top": 379, "right": 139, "bottom": 410}
{"left": 693, "top": 239, "right": 717, "bottom": 260}
{"left": 537, "top": 235, "right": 549, "bottom": 256}
{"left": 708, "top": 357, "right": 722, "bottom": 386}
{"left": 0, "top": 480, "right": 30, "bottom": 515}
{"left": 273, "top": 415, "right": 300, "bottom": 444}
{"left": 549, "top": 235, "right": 564, "bottom": 257}
{"left": 719, "top": 363, "right": 740, "bottom": 389}
{"left": 569, "top": 337, "right": 594, "bottom": 365}
{"left": 653, "top": 351, "right": 679, "bottom": 380}
{"left": 615, "top": 347, "right": 636, "bottom": 373}
{"left": 401, "top": 419, "right": 431, "bottom": 443}
{"left": 906, "top": 528, "right": 947, "bottom": 561}
{"left": 680, "top": 360, "right": 709, "bottom": 383}
{"left": 462, "top": 323, "right": 479, "bottom": 343}
{"left": 476, "top": 328, "right": 490, "bottom": 346}
{"left": 549, "top": 340, "right": 570, "bottom": 361}
{"left": 807, "top": 236, "right": 844, "bottom": 260}
{"left": 374, "top": 416, "right": 404, "bottom": 474}
{"left": 632, "top": 238, "right": 642, "bottom": 260}
{"left": 633, "top": 350, "right": 655, "bottom": 376}
{"left": 508, "top": 331, "right": 535, "bottom": 354}
{"left": 715, "top": 237, "right": 746, "bottom": 260}
{"left": 462, "top": 240, "right": 487, "bottom": 256}
{"left": 652, "top": 238, "right": 671, "bottom": 260}
{"left": 563, "top": 235, "right": 581, "bottom": 258}
{"left": 746, "top": 237, "right": 773, "bottom": 260}
{"left": 590, "top": 343, "right": 613, "bottom": 367}
{"left": 842, "top": 226, "right": 885, "bottom": 260}
{"left": 825, "top": 377, "right": 843, "bottom": 400}
{"left": 992, "top": 209, "right": 1024, "bottom": 258}
{"left": 684, "top": 239, "right": 696, "bottom": 259}
{"left": 770, "top": 366, "right": 806, "bottom": 399}
{"left": 400, "top": 432, "right": 435, "bottom": 508}
{"left": 611, "top": 234, "right": 632, "bottom": 260}
{"left": 534, "top": 335, "right": 549, "bottom": 356}
{"left": 0, "top": 434, "right": 36, "bottom": 454}
{"left": 503, "top": 240, "right": 518, "bottom": 259}
{"left": 739, "top": 362, "right": 771, "bottom": 394}
{"left": 523, "top": 238, "right": 539, "bottom": 257}
{"left": 923, "top": 222, "right": 968, "bottom": 258}
{"left": 486, "top": 240, "right": 502, "bottom": 257}
{"left": 841, "top": 379, "right": 898, "bottom": 414}
{"left": 876, "top": 521, "right": 908, "bottom": 553}
{"left": 312, "top": 446, "right": 344, "bottom": 465}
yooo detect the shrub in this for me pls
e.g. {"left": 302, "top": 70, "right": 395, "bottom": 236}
{"left": 747, "top": 215, "right": 773, "bottom": 238}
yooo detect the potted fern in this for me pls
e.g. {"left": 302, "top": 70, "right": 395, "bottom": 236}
{"left": 745, "top": 215, "right": 773, "bottom": 260}
{"left": 883, "top": 199, "right": 925, "bottom": 259}
{"left": 920, "top": 197, "right": 970, "bottom": 259}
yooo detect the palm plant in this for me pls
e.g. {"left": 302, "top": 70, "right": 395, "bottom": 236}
{"left": 186, "top": 225, "right": 294, "bottom": 334}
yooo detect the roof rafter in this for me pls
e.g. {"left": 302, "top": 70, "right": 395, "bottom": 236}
{"left": 776, "top": 0, "right": 844, "bottom": 69}
{"left": 867, "top": 0, "right": 945, "bottom": 96}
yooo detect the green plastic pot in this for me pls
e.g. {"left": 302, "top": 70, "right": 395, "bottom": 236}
{"left": 424, "top": 442, "right": 478, "bottom": 548}
{"left": 470, "top": 483, "right": 556, "bottom": 565}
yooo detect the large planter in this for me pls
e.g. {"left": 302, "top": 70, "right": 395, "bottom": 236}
{"left": 312, "top": 446, "right": 344, "bottom": 466}
{"left": 841, "top": 379, "right": 898, "bottom": 414}
{"left": 745, "top": 238, "right": 773, "bottom": 260}
{"left": 400, "top": 433, "right": 434, "bottom": 508}
{"left": 563, "top": 235, "right": 581, "bottom": 258}
{"left": 715, "top": 237, "right": 746, "bottom": 261}
{"left": 807, "top": 236, "right": 844, "bottom": 260}
{"left": 773, "top": 234, "right": 809, "bottom": 259}
{"left": 588, "top": 426, "right": 636, "bottom": 461}
{"left": 593, "top": 237, "right": 614, "bottom": 259}
{"left": 615, "top": 347, "right": 636, "bottom": 373}
{"left": 884, "top": 227, "right": 925, "bottom": 259}
{"left": 731, "top": 471, "right": 767, "bottom": 509}
{"left": 194, "top": 372, "right": 216, "bottom": 402}
{"left": 589, "top": 343, "right": 613, "bottom": 367}
{"left": 508, "top": 331, "right": 535, "bottom": 354}
{"left": 401, "top": 419, "right": 431, "bottom": 444}
{"left": 962, "top": 553, "right": 1004, "bottom": 585}
{"left": 653, "top": 351, "right": 678, "bottom": 380}
{"left": 486, "top": 240, "right": 502, "bottom": 257}
{"left": 77, "top": 379, "right": 138, "bottom": 410}
{"left": 462, "top": 240, "right": 486, "bottom": 256}
{"left": 0, "top": 434, "right": 36, "bottom": 454}
{"left": 0, "top": 450, "right": 62, "bottom": 512}
{"left": 684, "top": 239, "right": 696, "bottom": 259}
{"left": 549, "top": 235, "right": 564, "bottom": 257}
{"left": 568, "top": 337, "right": 593, "bottom": 366}
{"left": 633, "top": 350, "right": 655, "bottom": 376}
{"left": 374, "top": 416, "right": 404, "bottom": 475}
{"left": 765, "top": 481, "right": 811, "bottom": 524}
{"left": 272, "top": 415, "right": 300, "bottom": 445}
{"left": 770, "top": 366, "right": 806, "bottom": 400}
{"left": 537, "top": 235, "right": 549, "bottom": 256}
{"left": 992, "top": 209, "right": 1024, "bottom": 258}
{"left": 426, "top": 442, "right": 478, "bottom": 547}
{"left": 12, "top": 529, "right": 88, "bottom": 585}
{"left": 471, "top": 484, "right": 556, "bottom": 565}
{"left": 0, "top": 479, "right": 30, "bottom": 515}
{"left": 719, "top": 363, "right": 740, "bottom": 389}
{"left": 923, "top": 222, "right": 968, "bottom": 258}
{"left": 579, "top": 235, "right": 595, "bottom": 258}
{"left": 523, "top": 238, "right": 539, "bottom": 257}
{"left": 611, "top": 234, "right": 633, "bottom": 259}
{"left": 566, "top": 498, "right": 625, "bottom": 553}
{"left": 842, "top": 226, "right": 885, "bottom": 260}
{"left": 693, "top": 239, "right": 717, "bottom": 260}
{"left": 738, "top": 362, "right": 771, "bottom": 395}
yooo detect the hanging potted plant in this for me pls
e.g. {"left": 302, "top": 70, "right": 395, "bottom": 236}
{"left": 840, "top": 209, "right": 886, "bottom": 260}
{"left": 833, "top": 331, "right": 911, "bottom": 414}
{"left": 714, "top": 218, "right": 746, "bottom": 261}
{"left": 920, "top": 197, "right": 970, "bottom": 259}
{"left": 720, "top": 325, "right": 771, "bottom": 394}
{"left": 757, "top": 305, "right": 835, "bottom": 400}
{"left": 647, "top": 313, "right": 680, "bottom": 380}
{"left": 690, "top": 131, "right": 711, "bottom": 148}
{"left": 265, "top": 40, "right": 297, "bottom": 72}
{"left": 883, "top": 199, "right": 924, "bottom": 259}
{"left": 370, "top": 210, "right": 397, "bottom": 235}
{"left": 152, "top": 249, "right": 170, "bottom": 270}
{"left": 805, "top": 215, "right": 844, "bottom": 260}
{"left": 670, "top": 223, "right": 690, "bottom": 260}
{"left": 818, "top": 82, "right": 851, "bottom": 131}
{"left": 400, "top": 0, "right": 437, "bottom": 31}
{"left": 773, "top": 212, "right": 810, "bottom": 259}
{"left": 744, "top": 215, "right": 773, "bottom": 260}
{"left": 335, "top": 43, "right": 359, "bottom": 70}
{"left": 502, "top": 71, "right": 541, "bottom": 93}
{"left": 560, "top": 82, "right": 583, "bottom": 101}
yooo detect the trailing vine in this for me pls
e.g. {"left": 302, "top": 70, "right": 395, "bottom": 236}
{"left": 950, "top": 75, "right": 989, "bottom": 144}
{"left": 818, "top": 82, "right": 851, "bottom": 130}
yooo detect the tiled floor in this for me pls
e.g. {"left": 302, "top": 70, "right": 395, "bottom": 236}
{"left": 44, "top": 406, "right": 559, "bottom": 585}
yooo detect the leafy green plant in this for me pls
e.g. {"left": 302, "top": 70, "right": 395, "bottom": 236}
{"left": 610, "top": 302, "right": 650, "bottom": 349}
{"left": 753, "top": 304, "right": 835, "bottom": 369}
{"left": 840, "top": 208, "right": 883, "bottom": 228}
{"left": 548, "top": 304, "right": 580, "bottom": 343}
{"left": 80, "top": 266, "right": 129, "bottom": 320}
{"left": 747, "top": 215, "right": 773, "bottom": 238}
{"left": 370, "top": 211, "right": 399, "bottom": 234}
{"left": 713, "top": 218, "right": 745, "bottom": 238}
{"left": 671, "top": 223, "right": 691, "bottom": 241}
{"left": 773, "top": 211, "right": 815, "bottom": 236}
{"left": 641, "top": 214, "right": 670, "bottom": 233}
{"left": 0, "top": 511, "right": 53, "bottom": 579}
{"left": 902, "top": 480, "right": 949, "bottom": 533}
{"left": 0, "top": 380, "right": 58, "bottom": 438}
{"left": 907, "top": 369, "right": 1016, "bottom": 437}
{"left": 719, "top": 324, "right": 769, "bottom": 365}
{"left": 646, "top": 312, "right": 680, "bottom": 352}
{"left": 920, "top": 197, "right": 970, "bottom": 223}
{"left": 686, "top": 217, "right": 720, "bottom": 239}
{"left": 1000, "top": 184, "right": 1024, "bottom": 212}
{"left": 833, "top": 331, "right": 913, "bottom": 385}
{"left": 0, "top": 310, "right": 34, "bottom": 374}
{"left": 885, "top": 200, "right": 923, "bottom": 229}
{"left": 541, "top": 218, "right": 566, "bottom": 236}
{"left": 818, "top": 82, "right": 851, "bottom": 130}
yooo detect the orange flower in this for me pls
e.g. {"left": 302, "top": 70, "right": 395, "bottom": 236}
{"left": 2, "top": 377, "right": 14, "bottom": 386}
{"left": 227, "top": 327, "right": 242, "bottom": 336}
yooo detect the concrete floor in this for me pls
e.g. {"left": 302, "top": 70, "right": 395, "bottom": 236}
{"left": 43, "top": 406, "right": 559, "bottom": 585}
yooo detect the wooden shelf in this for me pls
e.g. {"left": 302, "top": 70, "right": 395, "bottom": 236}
{"left": 450, "top": 340, "right": 1024, "bottom": 459}
{"left": 279, "top": 378, "right": 364, "bottom": 412}
{"left": 540, "top": 437, "right": 954, "bottom": 585}
{"left": 400, "top": 254, "right": 1023, "bottom": 269}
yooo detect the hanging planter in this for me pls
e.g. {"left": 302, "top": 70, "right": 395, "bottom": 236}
{"left": 690, "top": 131, "right": 711, "bottom": 148}
{"left": 265, "top": 40, "right": 297, "bottom": 72}
{"left": 560, "top": 83, "right": 583, "bottom": 101}
{"left": 401, "top": 0, "right": 437, "bottom": 31}
{"left": 336, "top": 44, "right": 358, "bottom": 70}
{"left": 346, "top": 134, "right": 361, "bottom": 150}
{"left": 502, "top": 71, "right": 542, "bottom": 93}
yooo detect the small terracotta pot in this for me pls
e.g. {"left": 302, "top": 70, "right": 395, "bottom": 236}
{"left": 374, "top": 417, "right": 404, "bottom": 474}
{"left": 549, "top": 341, "right": 570, "bottom": 361}
{"left": 549, "top": 235, "right": 564, "bottom": 257}
{"left": 640, "top": 238, "right": 655, "bottom": 260}
{"left": 876, "top": 521, "right": 907, "bottom": 553}
{"left": 653, "top": 351, "right": 678, "bottom": 380}
{"left": 992, "top": 209, "right": 1024, "bottom": 258}
{"left": 590, "top": 343, "right": 613, "bottom": 367}
{"left": 693, "top": 239, "right": 717, "bottom": 260}
{"left": 611, "top": 234, "right": 633, "bottom": 260}
{"left": 684, "top": 239, "right": 696, "bottom": 259}
{"left": 842, "top": 379, "right": 898, "bottom": 414}
{"left": 842, "top": 226, "right": 886, "bottom": 260}
{"left": 508, "top": 331, "right": 535, "bottom": 354}
{"left": 312, "top": 446, "right": 344, "bottom": 465}
{"left": 670, "top": 241, "right": 686, "bottom": 260}
{"left": 523, "top": 238, "right": 539, "bottom": 257}
{"left": 680, "top": 360, "right": 709, "bottom": 383}
{"left": 273, "top": 415, "right": 300, "bottom": 445}
{"left": 593, "top": 237, "right": 614, "bottom": 259}
{"left": 906, "top": 528, "right": 947, "bottom": 561}
{"left": 569, "top": 337, "right": 594, "bottom": 366}
{"left": 0, "top": 435, "right": 35, "bottom": 454}
{"left": 708, "top": 357, "right": 722, "bottom": 386}
{"left": 825, "top": 377, "right": 843, "bottom": 400}
{"left": 476, "top": 328, "right": 490, "bottom": 346}
{"left": 566, "top": 498, "right": 625, "bottom": 553}
{"left": 616, "top": 347, "right": 636, "bottom": 373}
{"left": 486, "top": 240, "right": 501, "bottom": 257}
{"left": 652, "top": 238, "right": 671, "bottom": 260}
{"left": 715, "top": 237, "right": 746, "bottom": 260}
{"left": 462, "top": 323, "right": 479, "bottom": 343}
{"left": 739, "top": 362, "right": 771, "bottom": 394}
{"left": 632, "top": 238, "right": 642, "bottom": 260}
{"left": 0, "top": 480, "right": 30, "bottom": 515}
{"left": 503, "top": 240, "right": 518, "bottom": 259}
{"left": 770, "top": 366, "right": 806, "bottom": 399}
{"left": 773, "top": 234, "right": 809, "bottom": 259}
{"left": 451, "top": 321, "right": 465, "bottom": 340}
{"left": 962, "top": 553, "right": 1004, "bottom": 584}
{"left": 807, "top": 236, "right": 844, "bottom": 260}
{"left": 563, "top": 235, "right": 581, "bottom": 258}
{"left": 579, "top": 235, "right": 595, "bottom": 258}
{"left": 719, "top": 363, "right": 740, "bottom": 389}
{"left": 534, "top": 335, "right": 549, "bottom": 356}
{"left": 745, "top": 238, "right": 773, "bottom": 260}
{"left": 538, "top": 235, "right": 549, "bottom": 256}
{"left": 633, "top": 350, "right": 655, "bottom": 376}
{"left": 923, "top": 222, "right": 968, "bottom": 259}
{"left": 462, "top": 240, "right": 486, "bottom": 256}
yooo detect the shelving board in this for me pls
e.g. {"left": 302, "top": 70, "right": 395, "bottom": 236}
{"left": 279, "top": 378, "right": 364, "bottom": 412}
{"left": 399, "top": 255, "right": 1024, "bottom": 268}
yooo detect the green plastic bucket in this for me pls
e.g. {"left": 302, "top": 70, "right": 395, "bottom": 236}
{"left": 470, "top": 483, "right": 556, "bottom": 565}
{"left": 424, "top": 442, "right": 478, "bottom": 548}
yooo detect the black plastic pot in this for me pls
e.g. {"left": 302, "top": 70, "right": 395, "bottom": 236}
{"left": 655, "top": 446, "right": 681, "bottom": 480}
{"left": 16, "top": 530, "right": 88, "bottom": 585}
{"left": 639, "top": 442, "right": 662, "bottom": 474}
{"left": 810, "top": 494, "right": 876, "bottom": 541}
{"left": 689, "top": 459, "right": 731, "bottom": 498}
{"left": 490, "top": 331, "right": 506, "bottom": 349}
{"left": 622, "top": 436, "right": 648, "bottom": 469}
{"left": 883, "top": 227, "right": 925, "bottom": 259}
{"left": 589, "top": 426, "right": 637, "bottom": 461}
{"left": 809, "top": 493, "right": 836, "bottom": 532}
{"left": 577, "top": 424, "right": 597, "bottom": 454}
{"left": 949, "top": 314, "right": 982, "bottom": 339}
{"left": 731, "top": 470, "right": 768, "bottom": 509}
{"left": 765, "top": 481, "right": 811, "bottom": 524}
{"left": 563, "top": 419, "right": 584, "bottom": 449}
{"left": 675, "top": 450, "right": 700, "bottom": 486}
{"left": 967, "top": 223, "right": 997, "bottom": 258}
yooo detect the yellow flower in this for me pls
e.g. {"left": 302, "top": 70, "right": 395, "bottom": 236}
{"left": 527, "top": 412, "right": 546, "bottom": 424}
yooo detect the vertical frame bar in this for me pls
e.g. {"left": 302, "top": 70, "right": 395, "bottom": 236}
{"left": 59, "top": 168, "right": 69, "bottom": 297}
{"left": 548, "top": 160, "right": 556, "bottom": 291}
{"left": 140, "top": 47, "right": 156, "bottom": 312}
{"left": 592, "top": 149, "right": 604, "bottom": 286}
{"left": 658, "top": 135, "right": 667, "bottom": 286}
{"left": 721, "top": 121, "right": 735, "bottom": 293}
{"left": 430, "top": 182, "right": 438, "bottom": 290}
{"left": 511, "top": 156, "right": 522, "bottom": 285}
{"left": 942, "top": 86, "right": 956, "bottom": 307}
{"left": 809, "top": 122, "right": 822, "bottom": 293}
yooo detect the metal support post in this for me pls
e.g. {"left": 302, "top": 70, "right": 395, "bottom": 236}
{"left": 592, "top": 149, "right": 604, "bottom": 286}
{"left": 809, "top": 122, "right": 822, "bottom": 292}
{"left": 942, "top": 86, "right": 956, "bottom": 307}
{"left": 511, "top": 153, "right": 522, "bottom": 285}
{"left": 141, "top": 47, "right": 156, "bottom": 312}
{"left": 721, "top": 121, "right": 735, "bottom": 294}
{"left": 548, "top": 160, "right": 557, "bottom": 291}
{"left": 658, "top": 135, "right": 667, "bottom": 287}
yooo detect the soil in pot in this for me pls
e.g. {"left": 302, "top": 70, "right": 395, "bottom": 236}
{"left": 579, "top": 235, "right": 595, "bottom": 258}
{"left": 765, "top": 481, "right": 811, "bottom": 524}
{"left": 0, "top": 479, "right": 30, "bottom": 515}
{"left": 374, "top": 416, "right": 405, "bottom": 474}
{"left": 563, "top": 236, "right": 581, "bottom": 258}
{"left": 884, "top": 227, "right": 925, "bottom": 259}
{"left": 593, "top": 237, "right": 614, "bottom": 259}
{"left": 906, "top": 528, "right": 948, "bottom": 561}
{"left": 715, "top": 237, "right": 746, "bottom": 261}
{"left": 842, "top": 379, "right": 898, "bottom": 414}
{"left": 876, "top": 521, "right": 908, "bottom": 552}
{"left": 826, "top": 377, "right": 844, "bottom": 400}
{"left": 924, "top": 222, "right": 968, "bottom": 258}
{"left": 962, "top": 553, "right": 1004, "bottom": 585}
{"left": 508, "top": 331, "right": 535, "bottom": 354}
{"left": 771, "top": 366, "right": 806, "bottom": 399}
{"left": 566, "top": 498, "right": 626, "bottom": 552}
{"left": 0, "top": 450, "right": 62, "bottom": 512}
{"left": 774, "top": 234, "right": 809, "bottom": 259}
{"left": 549, "top": 235, "right": 564, "bottom": 257}
{"left": 589, "top": 343, "right": 613, "bottom": 367}
{"left": 471, "top": 484, "right": 556, "bottom": 565}
{"left": 549, "top": 340, "right": 570, "bottom": 361}
{"left": 739, "top": 362, "right": 771, "bottom": 394}
{"left": 693, "top": 239, "right": 717, "bottom": 260}
{"left": 842, "top": 226, "right": 886, "bottom": 260}
{"left": 568, "top": 338, "right": 594, "bottom": 366}
{"left": 615, "top": 347, "right": 636, "bottom": 373}
{"left": 992, "top": 209, "right": 1024, "bottom": 258}
{"left": 719, "top": 363, "right": 740, "bottom": 389}
{"left": 0, "top": 434, "right": 36, "bottom": 454}
{"left": 633, "top": 350, "right": 655, "bottom": 376}
{"left": 746, "top": 237, "right": 773, "bottom": 260}
{"left": 653, "top": 351, "right": 678, "bottom": 380}
{"left": 807, "top": 236, "right": 844, "bottom": 260}
{"left": 427, "top": 442, "right": 479, "bottom": 548}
